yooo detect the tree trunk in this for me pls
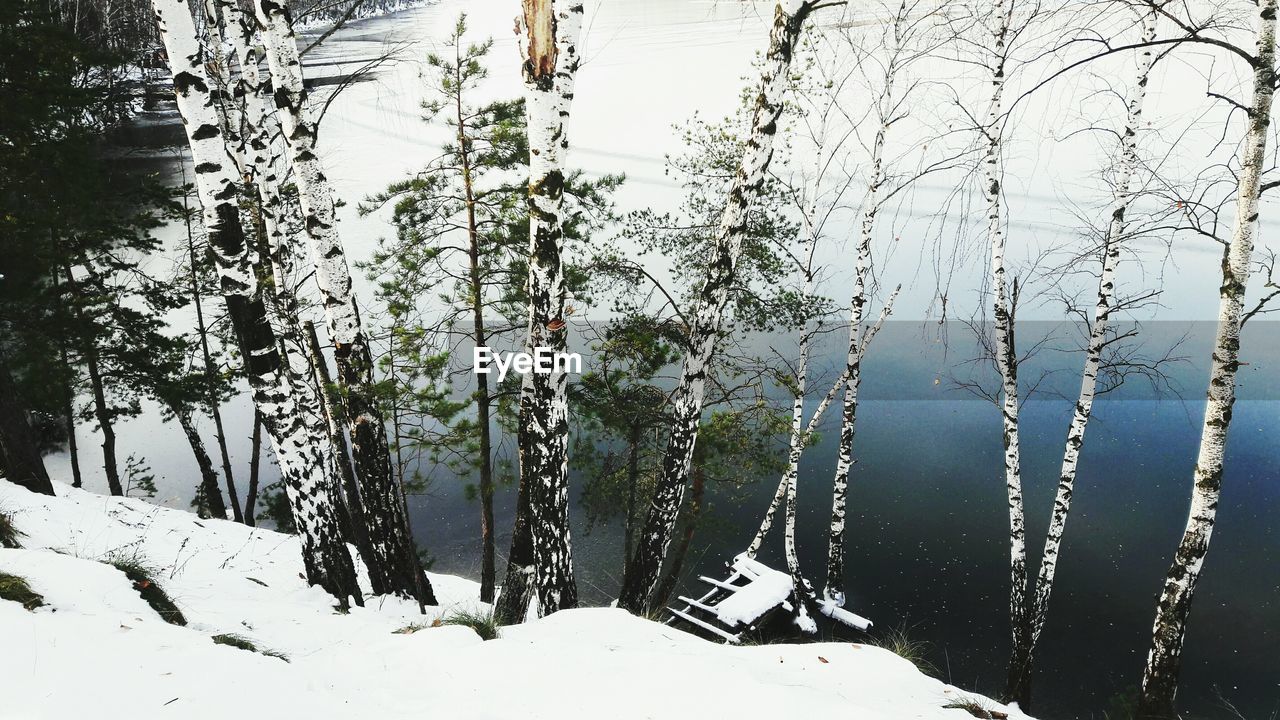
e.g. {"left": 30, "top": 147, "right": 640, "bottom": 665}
{"left": 455, "top": 52, "right": 498, "bottom": 602}
{"left": 304, "top": 320, "right": 376, "bottom": 573}
{"left": 255, "top": 0, "right": 426, "bottom": 603}
{"left": 494, "top": 463, "right": 535, "bottom": 625}
{"left": 49, "top": 259, "right": 83, "bottom": 490}
{"left": 218, "top": 3, "right": 354, "bottom": 556}
{"left": 748, "top": 214, "right": 818, "bottom": 563}
{"left": 623, "top": 423, "right": 641, "bottom": 571}
{"left": 244, "top": 410, "right": 263, "bottom": 527}
{"left": 258, "top": 203, "right": 371, "bottom": 597}
{"left": 182, "top": 183, "right": 243, "bottom": 522}
{"left": 1012, "top": 9, "right": 1159, "bottom": 705}
{"left": 753, "top": 214, "right": 820, "bottom": 633}
{"left": 151, "top": 0, "right": 361, "bottom": 606}
{"left": 76, "top": 289, "right": 122, "bottom": 497}
{"left": 823, "top": 43, "right": 902, "bottom": 607}
{"left": 171, "top": 402, "right": 227, "bottom": 519}
{"left": 1138, "top": 2, "right": 1276, "bottom": 716}
{"left": 619, "top": 0, "right": 815, "bottom": 613}
{"left": 974, "top": 0, "right": 1032, "bottom": 707}
{"left": 651, "top": 464, "right": 705, "bottom": 611}
{"left": 0, "top": 354, "right": 55, "bottom": 496}
{"left": 59, "top": 342, "right": 83, "bottom": 490}
{"left": 748, "top": 290, "right": 896, "bottom": 565}
{"left": 516, "top": 0, "right": 586, "bottom": 617}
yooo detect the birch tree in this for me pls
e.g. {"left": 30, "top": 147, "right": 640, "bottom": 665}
{"left": 583, "top": 93, "right": 820, "bottom": 611}
{"left": 962, "top": 0, "right": 1039, "bottom": 703}
{"left": 1005, "top": 6, "right": 1160, "bottom": 704}
{"left": 618, "top": 0, "right": 825, "bottom": 615}
{"left": 1139, "top": 0, "right": 1277, "bottom": 715}
{"left": 741, "top": 225, "right": 831, "bottom": 634}
{"left": 738, "top": 34, "right": 867, "bottom": 630}
{"left": 821, "top": 0, "right": 954, "bottom": 612}
{"left": 517, "top": 0, "right": 585, "bottom": 617}
{"left": 255, "top": 0, "right": 428, "bottom": 603}
{"left": 150, "top": 0, "right": 361, "bottom": 605}
{"left": 745, "top": 284, "right": 898, "bottom": 629}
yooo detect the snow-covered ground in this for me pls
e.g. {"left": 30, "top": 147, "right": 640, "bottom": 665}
{"left": 0, "top": 480, "right": 1031, "bottom": 720}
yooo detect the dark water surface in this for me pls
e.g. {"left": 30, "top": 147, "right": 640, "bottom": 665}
{"left": 411, "top": 322, "right": 1279, "bottom": 720}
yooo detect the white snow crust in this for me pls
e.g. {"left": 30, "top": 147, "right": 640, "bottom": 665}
{"left": 0, "top": 481, "right": 1033, "bottom": 720}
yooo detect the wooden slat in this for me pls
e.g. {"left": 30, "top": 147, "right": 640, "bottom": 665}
{"left": 667, "top": 607, "right": 740, "bottom": 643}
{"left": 676, "top": 595, "right": 719, "bottom": 614}
{"left": 697, "top": 575, "right": 744, "bottom": 593}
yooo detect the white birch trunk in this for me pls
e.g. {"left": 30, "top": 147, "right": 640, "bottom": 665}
{"left": 1139, "top": 2, "right": 1276, "bottom": 715}
{"left": 747, "top": 216, "right": 817, "bottom": 561}
{"left": 1028, "top": 3, "right": 1158, "bottom": 646}
{"left": 781, "top": 298, "right": 816, "bottom": 632}
{"left": 620, "top": 0, "right": 816, "bottom": 613}
{"left": 973, "top": 0, "right": 1033, "bottom": 704}
{"left": 749, "top": 287, "right": 900, "bottom": 556}
{"left": 748, "top": 211, "right": 819, "bottom": 632}
{"left": 150, "top": 0, "right": 360, "bottom": 605}
{"left": 824, "top": 54, "right": 898, "bottom": 606}
{"left": 517, "top": 0, "right": 584, "bottom": 616}
{"left": 255, "top": 0, "right": 428, "bottom": 601}
{"left": 1006, "top": 13, "right": 1159, "bottom": 704}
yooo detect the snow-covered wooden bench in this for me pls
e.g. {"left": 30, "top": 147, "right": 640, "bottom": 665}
{"left": 666, "top": 553, "right": 872, "bottom": 643}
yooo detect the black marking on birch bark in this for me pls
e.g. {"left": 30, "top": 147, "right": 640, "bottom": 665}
{"left": 213, "top": 183, "right": 238, "bottom": 202}
{"left": 173, "top": 71, "right": 208, "bottom": 95}
{"left": 192, "top": 123, "right": 221, "bottom": 141}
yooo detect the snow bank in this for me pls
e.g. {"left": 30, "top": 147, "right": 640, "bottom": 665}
{"left": 0, "top": 481, "right": 1032, "bottom": 720}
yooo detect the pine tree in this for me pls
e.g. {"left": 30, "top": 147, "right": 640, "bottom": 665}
{"left": 361, "top": 18, "right": 524, "bottom": 602}
{"left": 364, "top": 12, "right": 619, "bottom": 605}
{"left": 0, "top": 0, "right": 161, "bottom": 496}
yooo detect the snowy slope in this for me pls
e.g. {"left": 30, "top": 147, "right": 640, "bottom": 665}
{"left": 0, "top": 481, "right": 1032, "bottom": 720}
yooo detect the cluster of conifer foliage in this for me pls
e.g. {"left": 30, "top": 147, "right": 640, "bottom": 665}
{"left": 0, "top": 0, "right": 198, "bottom": 502}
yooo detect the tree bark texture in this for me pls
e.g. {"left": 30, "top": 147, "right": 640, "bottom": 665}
{"left": 255, "top": 0, "right": 426, "bottom": 602}
{"left": 150, "top": 0, "right": 361, "bottom": 605}
{"left": 172, "top": 402, "right": 228, "bottom": 519}
{"left": 1138, "top": 2, "right": 1275, "bottom": 716}
{"left": 517, "top": 0, "right": 585, "bottom": 617}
